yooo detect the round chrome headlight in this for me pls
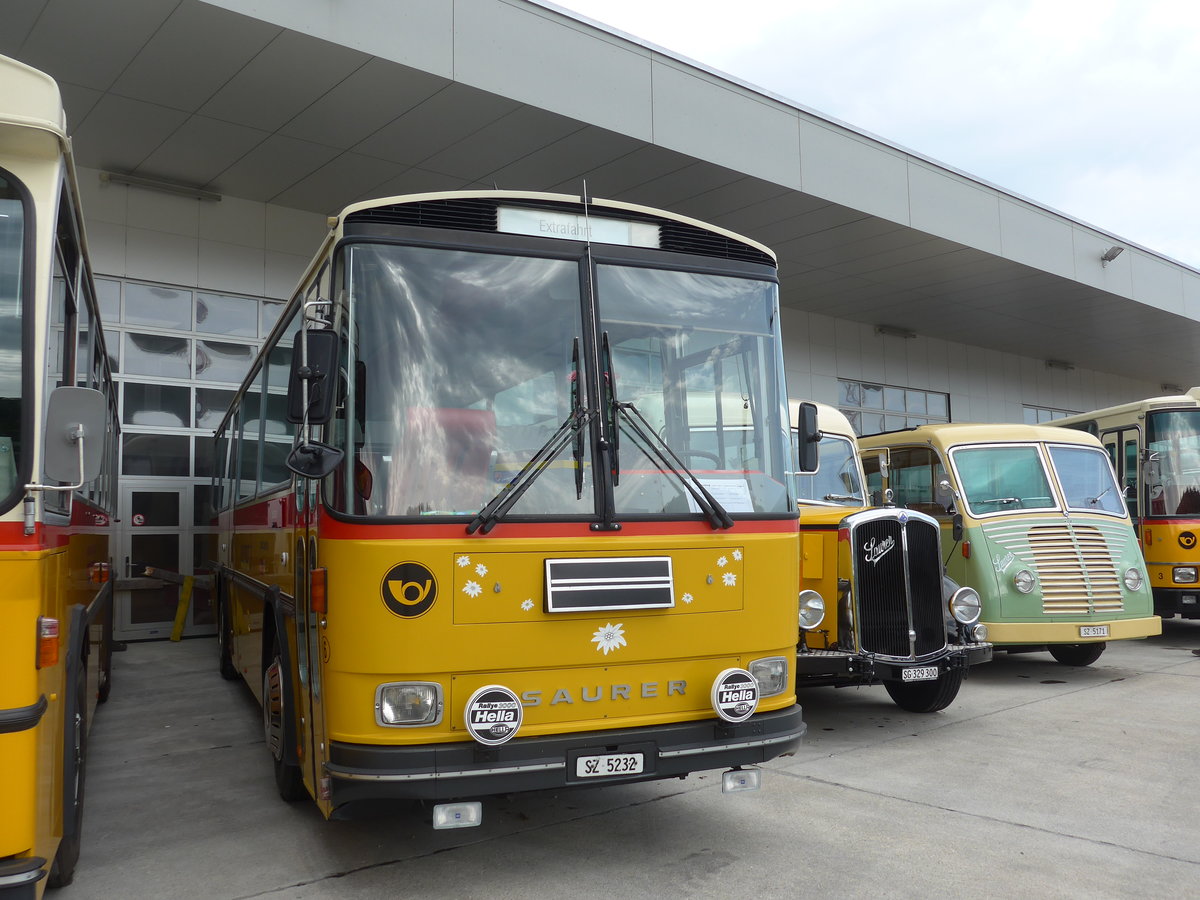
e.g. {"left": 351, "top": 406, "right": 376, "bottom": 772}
{"left": 968, "top": 622, "right": 989, "bottom": 642}
{"left": 1123, "top": 567, "right": 1145, "bottom": 591}
{"left": 1013, "top": 569, "right": 1037, "bottom": 594}
{"left": 948, "top": 586, "right": 982, "bottom": 625}
{"left": 799, "top": 590, "right": 826, "bottom": 630}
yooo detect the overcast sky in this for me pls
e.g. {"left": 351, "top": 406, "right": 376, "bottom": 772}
{"left": 547, "top": 0, "right": 1200, "bottom": 270}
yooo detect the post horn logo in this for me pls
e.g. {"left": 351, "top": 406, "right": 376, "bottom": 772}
{"left": 1179, "top": 531, "right": 1197, "bottom": 550}
{"left": 381, "top": 562, "right": 437, "bottom": 618}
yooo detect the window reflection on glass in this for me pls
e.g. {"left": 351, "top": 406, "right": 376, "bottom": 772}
{"left": 196, "top": 292, "right": 258, "bottom": 337}
{"left": 196, "top": 340, "right": 254, "bottom": 383}
{"left": 261, "top": 301, "right": 284, "bottom": 337}
{"left": 125, "top": 333, "right": 190, "bottom": 379}
{"left": 791, "top": 433, "right": 864, "bottom": 506}
{"left": 262, "top": 440, "right": 291, "bottom": 487}
{"left": 130, "top": 490, "right": 179, "bottom": 527}
{"left": 926, "top": 393, "right": 949, "bottom": 418}
{"left": 0, "top": 187, "right": 22, "bottom": 503}
{"left": 953, "top": 445, "right": 1057, "bottom": 516}
{"left": 193, "top": 485, "right": 217, "bottom": 527}
{"left": 123, "top": 433, "right": 190, "bottom": 476}
{"left": 194, "top": 436, "right": 214, "bottom": 478}
{"left": 123, "top": 382, "right": 189, "bottom": 427}
{"left": 1048, "top": 445, "right": 1125, "bottom": 515}
{"left": 263, "top": 393, "right": 289, "bottom": 436}
{"left": 906, "top": 390, "right": 927, "bottom": 415}
{"left": 95, "top": 277, "right": 120, "bottom": 323}
{"left": 125, "top": 283, "right": 191, "bottom": 328}
{"left": 862, "top": 383, "right": 883, "bottom": 409}
{"left": 884, "top": 387, "right": 904, "bottom": 412}
{"left": 195, "top": 388, "right": 235, "bottom": 429}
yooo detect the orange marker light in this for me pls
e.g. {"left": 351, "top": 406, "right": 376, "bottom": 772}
{"left": 311, "top": 567, "right": 328, "bottom": 615}
{"left": 961, "top": 541, "right": 972, "bottom": 559}
{"left": 38, "top": 617, "right": 60, "bottom": 669}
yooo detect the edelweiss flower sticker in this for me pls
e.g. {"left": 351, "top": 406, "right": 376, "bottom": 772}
{"left": 591, "top": 623, "right": 627, "bottom": 655}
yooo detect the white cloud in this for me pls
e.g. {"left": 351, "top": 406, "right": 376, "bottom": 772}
{"left": 549, "top": 0, "right": 1200, "bottom": 268}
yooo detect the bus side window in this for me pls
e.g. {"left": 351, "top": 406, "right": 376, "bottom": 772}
{"left": 889, "top": 447, "right": 949, "bottom": 517}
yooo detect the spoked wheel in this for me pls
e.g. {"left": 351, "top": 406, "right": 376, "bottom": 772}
{"left": 263, "top": 643, "right": 305, "bottom": 801}
{"left": 1048, "top": 642, "right": 1106, "bottom": 666}
{"left": 883, "top": 667, "right": 965, "bottom": 713}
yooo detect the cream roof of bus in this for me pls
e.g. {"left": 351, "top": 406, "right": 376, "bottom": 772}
{"left": 857, "top": 421, "right": 1106, "bottom": 452}
{"left": 0, "top": 53, "right": 67, "bottom": 138}
{"left": 788, "top": 400, "right": 854, "bottom": 442}
{"left": 331, "top": 190, "right": 776, "bottom": 262}
{"left": 1049, "top": 387, "right": 1200, "bottom": 428}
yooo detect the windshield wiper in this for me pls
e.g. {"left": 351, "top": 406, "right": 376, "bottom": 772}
{"left": 468, "top": 339, "right": 590, "bottom": 535}
{"left": 1087, "top": 485, "right": 1113, "bottom": 506}
{"left": 823, "top": 493, "right": 863, "bottom": 503}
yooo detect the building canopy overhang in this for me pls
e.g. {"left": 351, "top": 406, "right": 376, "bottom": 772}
{"left": 5, "top": 0, "right": 1199, "bottom": 387}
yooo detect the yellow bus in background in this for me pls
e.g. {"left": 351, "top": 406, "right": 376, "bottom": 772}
{"left": 859, "top": 424, "right": 1158, "bottom": 666}
{"left": 0, "top": 55, "right": 118, "bottom": 897}
{"left": 791, "top": 403, "right": 990, "bottom": 712}
{"left": 212, "top": 190, "right": 807, "bottom": 826}
{"left": 1052, "top": 388, "right": 1200, "bottom": 621}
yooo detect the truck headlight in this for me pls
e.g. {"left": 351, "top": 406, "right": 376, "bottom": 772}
{"left": 948, "top": 586, "right": 982, "bottom": 624}
{"left": 1172, "top": 566, "right": 1197, "bottom": 584}
{"left": 749, "top": 656, "right": 789, "bottom": 697}
{"left": 799, "top": 590, "right": 825, "bottom": 630}
{"left": 376, "top": 682, "right": 442, "bottom": 726}
{"left": 1013, "top": 569, "right": 1037, "bottom": 594}
{"left": 968, "top": 622, "right": 989, "bottom": 642}
{"left": 1124, "top": 567, "right": 1145, "bottom": 590}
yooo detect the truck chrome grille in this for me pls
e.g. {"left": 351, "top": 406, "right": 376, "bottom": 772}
{"left": 851, "top": 514, "right": 947, "bottom": 659}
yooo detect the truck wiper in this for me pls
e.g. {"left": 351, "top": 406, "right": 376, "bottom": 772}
{"left": 468, "top": 339, "right": 590, "bottom": 535}
{"left": 608, "top": 396, "right": 734, "bottom": 530}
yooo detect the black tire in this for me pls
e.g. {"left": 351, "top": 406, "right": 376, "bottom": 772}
{"left": 884, "top": 667, "right": 965, "bottom": 713}
{"left": 47, "top": 662, "right": 88, "bottom": 888}
{"left": 263, "top": 640, "right": 305, "bottom": 802}
{"left": 1049, "top": 642, "right": 1106, "bottom": 666}
{"left": 217, "top": 589, "right": 238, "bottom": 681}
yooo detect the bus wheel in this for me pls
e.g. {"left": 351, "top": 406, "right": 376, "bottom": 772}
{"left": 883, "top": 668, "right": 964, "bottom": 713}
{"left": 47, "top": 663, "right": 88, "bottom": 888}
{"left": 263, "top": 642, "right": 305, "bottom": 801}
{"left": 217, "top": 591, "right": 238, "bottom": 681}
{"left": 1049, "top": 642, "right": 1106, "bottom": 666}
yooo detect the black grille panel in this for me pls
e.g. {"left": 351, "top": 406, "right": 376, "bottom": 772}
{"left": 658, "top": 221, "right": 776, "bottom": 266}
{"left": 346, "top": 198, "right": 499, "bottom": 233}
{"left": 851, "top": 515, "right": 947, "bottom": 659}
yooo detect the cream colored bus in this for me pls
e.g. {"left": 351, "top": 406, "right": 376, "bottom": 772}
{"left": 859, "top": 424, "right": 1158, "bottom": 666}
{"left": 1051, "top": 388, "right": 1200, "bottom": 620}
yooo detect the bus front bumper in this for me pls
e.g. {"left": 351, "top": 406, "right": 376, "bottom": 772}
{"left": 324, "top": 704, "right": 805, "bottom": 806}
{"left": 984, "top": 615, "right": 1162, "bottom": 644}
{"left": 795, "top": 643, "right": 992, "bottom": 685}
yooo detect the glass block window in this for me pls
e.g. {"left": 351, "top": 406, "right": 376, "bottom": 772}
{"left": 839, "top": 379, "right": 950, "bottom": 436}
{"left": 1022, "top": 404, "right": 1079, "bottom": 424}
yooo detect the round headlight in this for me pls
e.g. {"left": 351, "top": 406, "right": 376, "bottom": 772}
{"left": 1013, "top": 569, "right": 1037, "bottom": 594}
{"left": 1123, "top": 567, "right": 1145, "bottom": 591}
{"left": 969, "top": 622, "right": 989, "bottom": 643}
{"left": 798, "top": 589, "right": 825, "bottom": 630}
{"left": 948, "top": 586, "right": 982, "bottom": 624}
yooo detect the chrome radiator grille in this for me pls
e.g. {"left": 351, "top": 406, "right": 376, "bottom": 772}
{"left": 851, "top": 514, "right": 947, "bottom": 659}
{"left": 982, "top": 519, "right": 1132, "bottom": 614}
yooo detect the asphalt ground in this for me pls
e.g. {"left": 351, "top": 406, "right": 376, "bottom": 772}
{"left": 56, "top": 621, "right": 1200, "bottom": 899}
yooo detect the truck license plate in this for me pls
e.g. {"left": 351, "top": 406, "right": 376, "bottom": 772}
{"left": 576, "top": 752, "right": 644, "bottom": 778}
{"left": 901, "top": 666, "right": 939, "bottom": 682}
{"left": 1079, "top": 625, "right": 1109, "bottom": 638}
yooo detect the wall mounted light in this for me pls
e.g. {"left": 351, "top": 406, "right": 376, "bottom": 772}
{"left": 875, "top": 324, "right": 916, "bottom": 339}
{"left": 100, "top": 171, "right": 222, "bottom": 202}
{"left": 1100, "top": 245, "right": 1124, "bottom": 267}
{"left": 1045, "top": 358, "right": 1075, "bottom": 371}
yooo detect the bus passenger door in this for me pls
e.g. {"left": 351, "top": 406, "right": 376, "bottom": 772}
{"left": 1103, "top": 429, "right": 1139, "bottom": 520}
{"left": 293, "top": 480, "right": 330, "bottom": 814}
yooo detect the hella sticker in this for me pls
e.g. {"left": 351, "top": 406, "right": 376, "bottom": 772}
{"left": 711, "top": 668, "right": 759, "bottom": 723}
{"left": 464, "top": 684, "right": 523, "bottom": 745}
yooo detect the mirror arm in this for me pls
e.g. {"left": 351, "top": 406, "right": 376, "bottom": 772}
{"left": 24, "top": 427, "right": 88, "bottom": 535}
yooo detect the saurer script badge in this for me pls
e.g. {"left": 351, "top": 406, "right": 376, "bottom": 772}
{"left": 381, "top": 562, "right": 437, "bottom": 618}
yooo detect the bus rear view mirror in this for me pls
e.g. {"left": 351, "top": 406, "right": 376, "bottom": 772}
{"left": 286, "top": 329, "right": 339, "bottom": 425}
{"left": 44, "top": 386, "right": 106, "bottom": 484}
{"left": 796, "top": 401, "right": 820, "bottom": 473}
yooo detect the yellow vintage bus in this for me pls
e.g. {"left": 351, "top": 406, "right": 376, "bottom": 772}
{"left": 212, "top": 190, "right": 807, "bottom": 826}
{"left": 859, "top": 424, "right": 1159, "bottom": 666}
{"left": 1051, "top": 388, "right": 1200, "bottom": 620}
{"left": 0, "top": 55, "right": 119, "bottom": 897}
{"left": 791, "top": 403, "right": 990, "bottom": 712}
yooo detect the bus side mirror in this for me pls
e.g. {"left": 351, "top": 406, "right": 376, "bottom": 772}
{"left": 796, "top": 401, "right": 820, "bottom": 473}
{"left": 44, "top": 386, "right": 106, "bottom": 484}
{"left": 286, "top": 329, "right": 339, "bottom": 426}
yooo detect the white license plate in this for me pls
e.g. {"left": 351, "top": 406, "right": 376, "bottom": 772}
{"left": 901, "top": 666, "right": 939, "bottom": 682}
{"left": 575, "top": 752, "right": 644, "bottom": 778}
{"left": 1079, "top": 625, "right": 1109, "bottom": 638}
